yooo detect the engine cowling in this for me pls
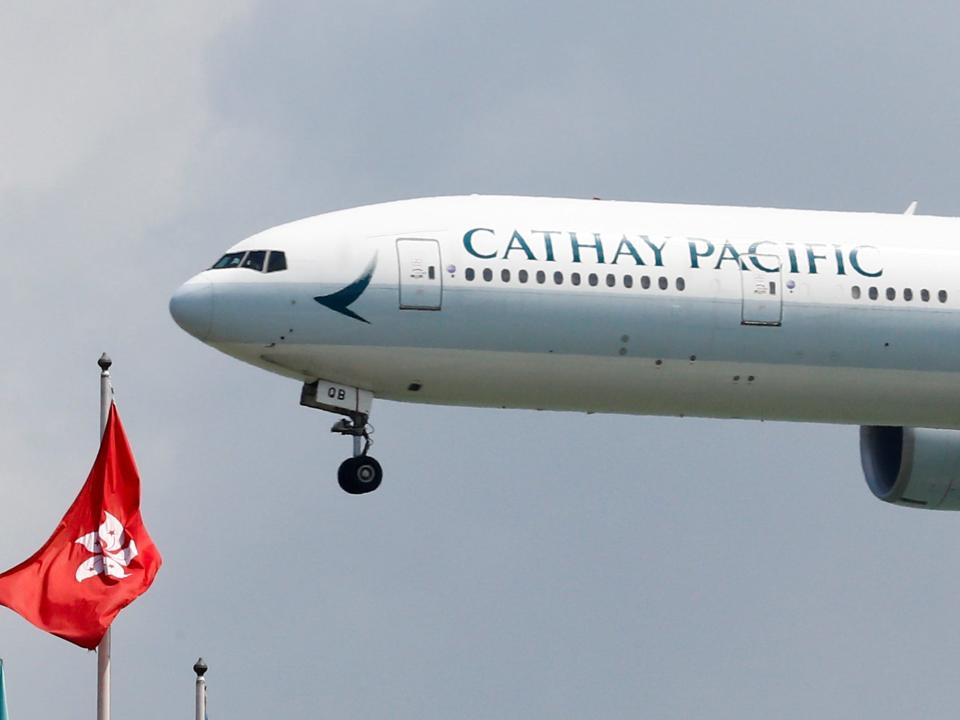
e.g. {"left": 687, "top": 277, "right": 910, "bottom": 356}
{"left": 860, "top": 426, "right": 960, "bottom": 509}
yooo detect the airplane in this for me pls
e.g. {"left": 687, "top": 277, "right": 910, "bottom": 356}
{"left": 169, "top": 195, "right": 960, "bottom": 506}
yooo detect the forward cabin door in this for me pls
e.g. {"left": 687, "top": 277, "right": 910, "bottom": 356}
{"left": 740, "top": 255, "right": 783, "bottom": 326}
{"left": 397, "top": 238, "right": 442, "bottom": 310}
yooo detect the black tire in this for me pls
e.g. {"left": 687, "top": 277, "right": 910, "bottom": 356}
{"left": 337, "top": 456, "right": 383, "bottom": 494}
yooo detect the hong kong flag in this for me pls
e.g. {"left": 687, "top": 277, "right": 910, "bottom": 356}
{"left": 0, "top": 404, "right": 162, "bottom": 649}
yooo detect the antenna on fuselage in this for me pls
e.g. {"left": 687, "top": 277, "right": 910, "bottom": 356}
{"left": 904, "top": 200, "right": 918, "bottom": 215}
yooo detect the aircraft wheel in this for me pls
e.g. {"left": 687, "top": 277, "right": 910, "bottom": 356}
{"left": 338, "top": 456, "right": 383, "bottom": 494}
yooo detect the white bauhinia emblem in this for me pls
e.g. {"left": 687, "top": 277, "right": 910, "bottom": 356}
{"left": 75, "top": 512, "right": 138, "bottom": 582}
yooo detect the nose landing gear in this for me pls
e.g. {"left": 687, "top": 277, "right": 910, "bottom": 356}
{"left": 301, "top": 379, "right": 384, "bottom": 494}
{"left": 332, "top": 416, "right": 383, "bottom": 494}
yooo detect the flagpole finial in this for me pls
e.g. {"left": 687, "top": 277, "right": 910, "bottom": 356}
{"left": 98, "top": 353, "right": 112, "bottom": 373}
{"left": 193, "top": 658, "right": 208, "bottom": 678}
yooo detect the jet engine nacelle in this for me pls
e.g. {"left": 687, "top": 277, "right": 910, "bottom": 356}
{"left": 860, "top": 426, "right": 960, "bottom": 509}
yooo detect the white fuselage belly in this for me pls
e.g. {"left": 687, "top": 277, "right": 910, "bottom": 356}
{"left": 186, "top": 196, "right": 960, "bottom": 430}
{"left": 224, "top": 342, "right": 960, "bottom": 428}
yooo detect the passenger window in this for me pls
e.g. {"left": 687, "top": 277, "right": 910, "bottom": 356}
{"left": 571, "top": 272, "right": 581, "bottom": 286}
{"left": 868, "top": 287, "right": 878, "bottom": 300}
{"left": 518, "top": 269, "right": 528, "bottom": 284}
{"left": 501, "top": 269, "right": 511, "bottom": 282}
{"left": 886, "top": 288, "right": 896, "bottom": 301}
{"left": 266, "top": 251, "right": 287, "bottom": 273}
{"left": 921, "top": 289, "right": 930, "bottom": 302}
{"left": 588, "top": 273, "right": 598, "bottom": 287}
{"left": 554, "top": 271, "right": 563, "bottom": 285}
{"left": 242, "top": 250, "right": 266, "bottom": 271}
{"left": 939, "top": 290, "right": 948, "bottom": 303}
{"left": 658, "top": 277, "right": 668, "bottom": 290}
{"left": 465, "top": 268, "right": 475, "bottom": 281}
{"left": 677, "top": 277, "right": 686, "bottom": 291}
{"left": 903, "top": 288, "right": 912, "bottom": 301}
{"left": 851, "top": 286, "right": 861, "bottom": 299}
{"left": 606, "top": 274, "right": 615, "bottom": 287}
{"left": 641, "top": 276, "right": 651, "bottom": 289}
{"left": 536, "top": 270, "right": 546, "bottom": 284}
{"left": 211, "top": 252, "right": 246, "bottom": 269}
{"left": 482, "top": 268, "right": 493, "bottom": 282}
{"left": 624, "top": 275, "right": 634, "bottom": 289}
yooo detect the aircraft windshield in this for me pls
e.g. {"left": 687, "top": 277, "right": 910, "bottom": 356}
{"left": 211, "top": 252, "right": 245, "bottom": 269}
{"left": 242, "top": 250, "right": 266, "bottom": 271}
{"left": 211, "top": 250, "right": 288, "bottom": 273}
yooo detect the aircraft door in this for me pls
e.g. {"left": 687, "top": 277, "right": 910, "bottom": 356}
{"left": 741, "top": 255, "right": 782, "bottom": 326}
{"left": 397, "top": 238, "right": 442, "bottom": 310}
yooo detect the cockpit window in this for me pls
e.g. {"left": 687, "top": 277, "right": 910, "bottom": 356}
{"left": 211, "top": 249, "right": 287, "bottom": 273}
{"left": 242, "top": 250, "right": 267, "bottom": 271}
{"left": 211, "top": 252, "right": 245, "bottom": 269}
{"left": 266, "top": 251, "right": 287, "bottom": 273}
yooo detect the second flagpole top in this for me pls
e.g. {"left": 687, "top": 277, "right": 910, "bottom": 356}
{"left": 98, "top": 353, "right": 112, "bottom": 372}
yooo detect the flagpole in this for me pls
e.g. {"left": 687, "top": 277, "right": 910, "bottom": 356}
{"left": 1, "top": 658, "right": 9, "bottom": 720}
{"left": 97, "top": 353, "right": 113, "bottom": 720}
{"left": 194, "top": 658, "right": 207, "bottom": 720}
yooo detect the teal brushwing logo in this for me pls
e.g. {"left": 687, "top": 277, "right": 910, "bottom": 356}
{"left": 314, "top": 256, "right": 377, "bottom": 324}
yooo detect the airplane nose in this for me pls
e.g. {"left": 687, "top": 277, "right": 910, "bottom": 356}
{"left": 169, "top": 279, "right": 214, "bottom": 340}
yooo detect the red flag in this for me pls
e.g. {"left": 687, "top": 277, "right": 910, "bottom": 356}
{"left": 0, "top": 403, "right": 162, "bottom": 649}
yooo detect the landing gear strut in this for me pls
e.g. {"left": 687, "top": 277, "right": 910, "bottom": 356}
{"left": 332, "top": 416, "right": 383, "bottom": 494}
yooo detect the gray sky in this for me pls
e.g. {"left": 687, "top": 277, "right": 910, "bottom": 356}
{"left": 2, "top": 2, "right": 960, "bottom": 718}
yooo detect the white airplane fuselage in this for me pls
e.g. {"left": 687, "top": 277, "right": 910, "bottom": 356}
{"left": 171, "top": 195, "right": 960, "bottom": 429}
